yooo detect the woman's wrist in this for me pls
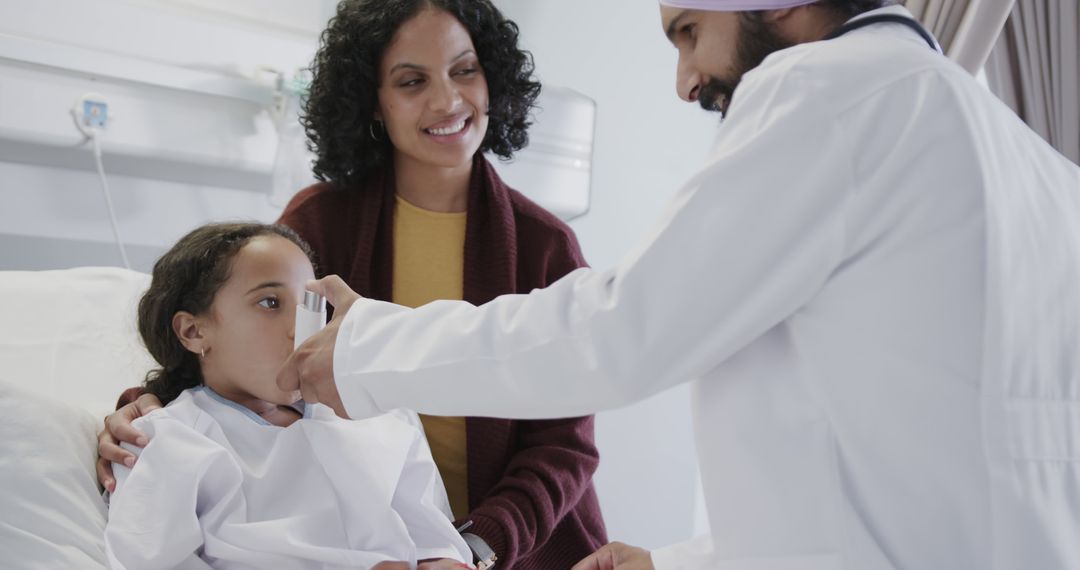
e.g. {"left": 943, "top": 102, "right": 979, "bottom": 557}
{"left": 460, "top": 531, "right": 497, "bottom": 569}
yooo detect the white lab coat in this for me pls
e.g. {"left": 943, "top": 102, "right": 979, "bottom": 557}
{"left": 105, "top": 387, "right": 470, "bottom": 569}
{"left": 332, "top": 6, "right": 1080, "bottom": 569}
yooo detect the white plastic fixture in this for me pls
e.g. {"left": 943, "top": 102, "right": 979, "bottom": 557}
{"left": 488, "top": 86, "right": 596, "bottom": 221}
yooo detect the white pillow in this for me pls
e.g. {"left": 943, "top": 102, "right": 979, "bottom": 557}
{"left": 0, "top": 267, "right": 155, "bottom": 418}
{"left": 0, "top": 378, "right": 107, "bottom": 568}
{"left": 0, "top": 267, "right": 154, "bottom": 568}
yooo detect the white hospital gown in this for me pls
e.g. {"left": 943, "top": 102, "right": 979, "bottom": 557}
{"left": 105, "top": 386, "right": 470, "bottom": 569}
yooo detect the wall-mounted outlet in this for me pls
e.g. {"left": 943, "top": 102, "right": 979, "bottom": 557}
{"left": 82, "top": 99, "right": 108, "bottom": 128}
{"left": 72, "top": 93, "right": 110, "bottom": 137}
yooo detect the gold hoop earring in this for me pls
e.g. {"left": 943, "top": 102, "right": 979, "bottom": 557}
{"left": 200, "top": 349, "right": 206, "bottom": 358}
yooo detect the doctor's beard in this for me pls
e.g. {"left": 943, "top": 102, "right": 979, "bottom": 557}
{"left": 699, "top": 12, "right": 795, "bottom": 116}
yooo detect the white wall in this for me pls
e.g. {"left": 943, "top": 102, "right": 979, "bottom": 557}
{"left": 494, "top": 0, "right": 719, "bottom": 550}
{"left": 0, "top": 0, "right": 331, "bottom": 271}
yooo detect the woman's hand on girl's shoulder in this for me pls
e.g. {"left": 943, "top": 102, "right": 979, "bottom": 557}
{"left": 96, "top": 393, "right": 163, "bottom": 492}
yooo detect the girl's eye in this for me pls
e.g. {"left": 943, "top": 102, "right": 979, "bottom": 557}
{"left": 456, "top": 67, "right": 479, "bottom": 76}
{"left": 399, "top": 77, "right": 424, "bottom": 88}
{"left": 682, "top": 23, "right": 696, "bottom": 40}
{"left": 257, "top": 297, "right": 280, "bottom": 310}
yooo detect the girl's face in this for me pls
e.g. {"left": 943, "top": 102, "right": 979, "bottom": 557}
{"left": 376, "top": 8, "right": 490, "bottom": 172}
{"left": 186, "top": 235, "right": 315, "bottom": 408}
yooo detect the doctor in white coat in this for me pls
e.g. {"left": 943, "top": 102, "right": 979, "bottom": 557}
{"left": 280, "top": 0, "right": 1080, "bottom": 568}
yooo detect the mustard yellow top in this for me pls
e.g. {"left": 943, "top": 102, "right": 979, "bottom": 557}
{"left": 391, "top": 194, "right": 470, "bottom": 520}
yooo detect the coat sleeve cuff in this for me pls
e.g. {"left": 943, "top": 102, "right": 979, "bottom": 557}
{"left": 333, "top": 299, "right": 386, "bottom": 420}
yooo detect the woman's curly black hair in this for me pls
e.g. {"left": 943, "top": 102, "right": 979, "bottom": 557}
{"left": 303, "top": 0, "right": 542, "bottom": 190}
{"left": 138, "top": 223, "right": 315, "bottom": 406}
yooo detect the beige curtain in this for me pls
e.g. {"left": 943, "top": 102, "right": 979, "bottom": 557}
{"left": 904, "top": 0, "right": 1016, "bottom": 73}
{"left": 984, "top": 0, "right": 1080, "bottom": 163}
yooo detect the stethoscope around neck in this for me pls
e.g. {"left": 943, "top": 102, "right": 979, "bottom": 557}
{"left": 823, "top": 13, "right": 941, "bottom": 52}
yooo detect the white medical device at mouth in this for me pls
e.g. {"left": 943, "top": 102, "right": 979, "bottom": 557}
{"left": 294, "top": 290, "right": 326, "bottom": 349}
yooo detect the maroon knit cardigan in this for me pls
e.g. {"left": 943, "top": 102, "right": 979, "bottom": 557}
{"left": 277, "top": 154, "right": 607, "bottom": 568}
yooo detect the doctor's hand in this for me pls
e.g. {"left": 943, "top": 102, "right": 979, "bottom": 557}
{"left": 277, "top": 275, "right": 361, "bottom": 419}
{"left": 96, "top": 393, "right": 163, "bottom": 492}
{"left": 572, "top": 542, "right": 654, "bottom": 570}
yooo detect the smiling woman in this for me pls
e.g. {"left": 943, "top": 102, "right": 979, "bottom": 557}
{"left": 375, "top": 9, "right": 492, "bottom": 209}
{"left": 276, "top": 2, "right": 609, "bottom": 566}
{"left": 302, "top": 0, "right": 540, "bottom": 196}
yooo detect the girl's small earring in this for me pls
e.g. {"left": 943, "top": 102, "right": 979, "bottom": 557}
{"left": 369, "top": 119, "right": 383, "bottom": 141}
{"left": 200, "top": 349, "right": 206, "bottom": 358}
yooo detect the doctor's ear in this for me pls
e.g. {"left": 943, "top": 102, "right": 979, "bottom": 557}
{"left": 172, "top": 311, "right": 207, "bottom": 356}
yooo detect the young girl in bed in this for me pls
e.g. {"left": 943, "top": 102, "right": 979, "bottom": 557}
{"left": 104, "top": 222, "right": 472, "bottom": 570}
